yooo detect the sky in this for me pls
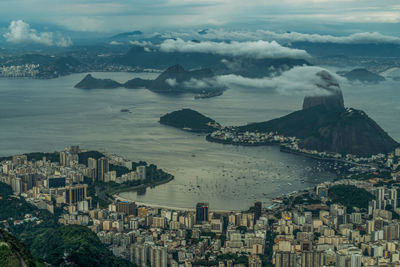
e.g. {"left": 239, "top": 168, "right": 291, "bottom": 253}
{"left": 0, "top": 0, "right": 399, "bottom": 34}
{"left": 0, "top": 0, "right": 399, "bottom": 48}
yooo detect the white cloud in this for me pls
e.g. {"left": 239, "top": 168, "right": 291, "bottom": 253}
{"left": 110, "top": 40, "right": 123, "bottom": 45}
{"left": 165, "top": 78, "right": 177, "bottom": 86}
{"left": 178, "top": 66, "right": 343, "bottom": 97}
{"left": 3, "top": 20, "right": 72, "bottom": 47}
{"left": 164, "top": 29, "right": 400, "bottom": 44}
{"left": 157, "top": 38, "right": 310, "bottom": 59}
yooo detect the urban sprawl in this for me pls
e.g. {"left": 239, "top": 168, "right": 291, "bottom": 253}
{"left": 1, "top": 145, "right": 400, "bottom": 267}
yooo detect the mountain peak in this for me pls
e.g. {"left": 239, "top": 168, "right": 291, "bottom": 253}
{"left": 303, "top": 70, "right": 344, "bottom": 111}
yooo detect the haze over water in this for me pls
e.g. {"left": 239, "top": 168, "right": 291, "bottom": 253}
{"left": 1, "top": 71, "right": 399, "bottom": 210}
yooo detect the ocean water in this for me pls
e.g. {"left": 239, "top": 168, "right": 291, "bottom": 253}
{"left": 0, "top": 71, "right": 398, "bottom": 210}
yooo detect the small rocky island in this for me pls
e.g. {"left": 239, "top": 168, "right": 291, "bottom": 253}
{"left": 159, "top": 108, "right": 220, "bottom": 133}
{"left": 75, "top": 64, "right": 226, "bottom": 98}
{"left": 74, "top": 74, "right": 122, "bottom": 89}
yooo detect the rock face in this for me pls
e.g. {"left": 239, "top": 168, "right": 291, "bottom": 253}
{"left": 302, "top": 71, "right": 344, "bottom": 111}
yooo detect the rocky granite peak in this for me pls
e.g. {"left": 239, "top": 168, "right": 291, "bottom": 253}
{"left": 303, "top": 70, "right": 344, "bottom": 111}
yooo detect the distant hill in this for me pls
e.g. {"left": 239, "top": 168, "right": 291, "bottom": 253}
{"left": 160, "top": 108, "right": 220, "bottom": 133}
{"left": 74, "top": 74, "right": 122, "bottom": 89}
{"left": 149, "top": 64, "right": 216, "bottom": 93}
{"left": 75, "top": 64, "right": 226, "bottom": 97}
{"left": 337, "top": 68, "right": 385, "bottom": 83}
{"left": 114, "top": 45, "right": 310, "bottom": 77}
{"left": 0, "top": 54, "right": 85, "bottom": 79}
{"left": 110, "top": 31, "right": 143, "bottom": 39}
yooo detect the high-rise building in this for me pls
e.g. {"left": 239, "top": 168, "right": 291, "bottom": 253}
{"left": 395, "top": 147, "right": 400, "bottom": 157}
{"left": 87, "top": 157, "right": 97, "bottom": 180}
{"left": 59, "top": 151, "right": 78, "bottom": 167}
{"left": 97, "top": 157, "right": 109, "bottom": 182}
{"left": 254, "top": 201, "right": 262, "bottom": 224}
{"left": 65, "top": 184, "right": 87, "bottom": 205}
{"left": 301, "top": 251, "right": 323, "bottom": 267}
{"left": 275, "top": 251, "right": 296, "bottom": 267}
{"left": 350, "top": 254, "right": 362, "bottom": 267}
{"left": 150, "top": 246, "right": 167, "bottom": 267}
{"left": 47, "top": 177, "right": 66, "bottom": 188}
{"left": 196, "top": 203, "right": 209, "bottom": 223}
{"left": 60, "top": 151, "right": 67, "bottom": 166}
{"left": 131, "top": 244, "right": 148, "bottom": 267}
{"left": 12, "top": 155, "right": 27, "bottom": 166}
{"left": 116, "top": 201, "right": 137, "bottom": 216}
{"left": 11, "top": 177, "right": 22, "bottom": 194}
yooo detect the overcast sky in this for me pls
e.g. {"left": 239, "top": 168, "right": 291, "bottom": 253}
{"left": 0, "top": 0, "right": 399, "bottom": 34}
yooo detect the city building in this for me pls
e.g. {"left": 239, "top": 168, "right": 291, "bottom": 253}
{"left": 196, "top": 203, "right": 209, "bottom": 224}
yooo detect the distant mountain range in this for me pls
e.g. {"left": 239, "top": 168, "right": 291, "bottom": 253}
{"left": 75, "top": 64, "right": 226, "bottom": 97}
{"left": 337, "top": 68, "right": 385, "bottom": 83}
{"left": 113, "top": 45, "right": 310, "bottom": 78}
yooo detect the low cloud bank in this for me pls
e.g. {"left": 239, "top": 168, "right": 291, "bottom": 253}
{"left": 170, "top": 66, "right": 343, "bottom": 97}
{"left": 161, "top": 29, "right": 400, "bottom": 44}
{"left": 159, "top": 38, "right": 310, "bottom": 60}
{"left": 130, "top": 38, "right": 310, "bottom": 60}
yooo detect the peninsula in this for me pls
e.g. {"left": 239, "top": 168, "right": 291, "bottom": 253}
{"left": 162, "top": 71, "right": 399, "bottom": 162}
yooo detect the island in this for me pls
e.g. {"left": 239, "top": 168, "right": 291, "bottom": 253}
{"left": 74, "top": 64, "right": 226, "bottom": 98}
{"left": 337, "top": 68, "right": 385, "bottom": 83}
{"left": 74, "top": 74, "right": 122, "bottom": 89}
{"left": 159, "top": 108, "right": 221, "bottom": 133}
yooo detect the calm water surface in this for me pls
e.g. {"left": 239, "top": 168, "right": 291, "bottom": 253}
{"left": 0, "top": 71, "right": 398, "bottom": 210}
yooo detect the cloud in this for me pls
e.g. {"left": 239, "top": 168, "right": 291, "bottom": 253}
{"left": 157, "top": 38, "right": 310, "bottom": 59}
{"left": 176, "top": 66, "right": 343, "bottom": 97}
{"left": 165, "top": 78, "right": 177, "bottom": 86}
{"left": 1, "top": 0, "right": 400, "bottom": 34}
{"left": 110, "top": 40, "right": 123, "bottom": 45}
{"left": 163, "top": 29, "right": 400, "bottom": 44}
{"left": 3, "top": 20, "right": 72, "bottom": 47}
{"left": 219, "top": 66, "right": 343, "bottom": 96}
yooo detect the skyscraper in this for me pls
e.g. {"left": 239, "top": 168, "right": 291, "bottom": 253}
{"left": 87, "top": 157, "right": 97, "bottom": 180}
{"left": 116, "top": 201, "right": 137, "bottom": 216}
{"left": 97, "top": 157, "right": 109, "bottom": 182}
{"left": 65, "top": 184, "right": 87, "bottom": 205}
{"left": 196, "top": 203, "right": 209, "bottom": 224}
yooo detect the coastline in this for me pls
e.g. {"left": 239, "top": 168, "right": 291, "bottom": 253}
{"left": 205, "top": 134, "right": 280, "bottom": 147}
